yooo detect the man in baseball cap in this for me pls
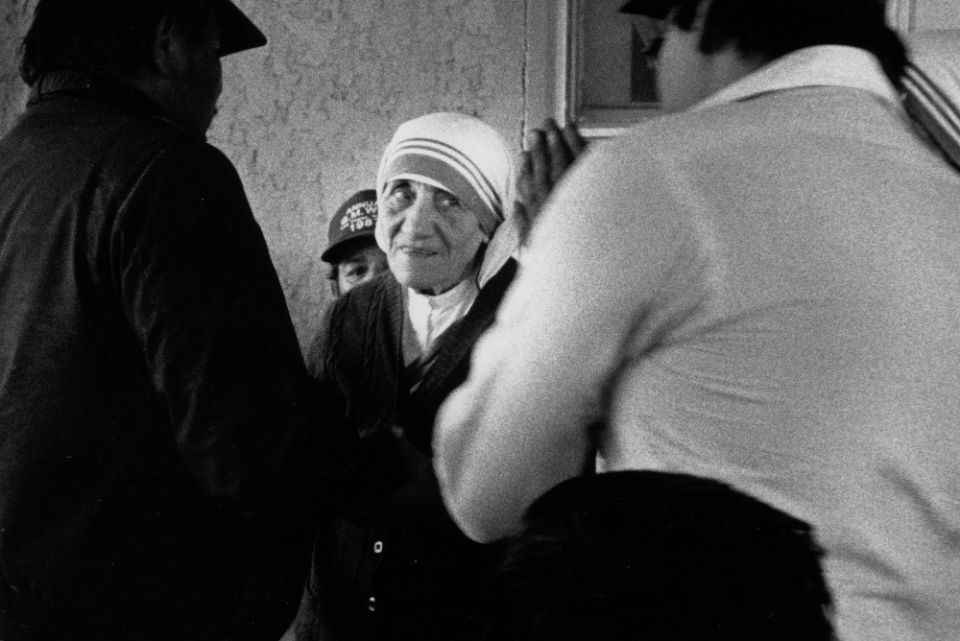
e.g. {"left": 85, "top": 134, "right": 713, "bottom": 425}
{"left": 322, "top": 189, "right": 389, "bottom": 297}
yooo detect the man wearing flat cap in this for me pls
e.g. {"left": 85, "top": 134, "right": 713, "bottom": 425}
{"left": 436, "top": 1, "right": 960, "bottom": 641}
{"left": 0, "top": 1, "right": 333, "bottom": 639}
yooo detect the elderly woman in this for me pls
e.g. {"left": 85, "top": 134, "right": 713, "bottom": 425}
{"left": 296, "top": 112, "right": 520, "bottom": 641}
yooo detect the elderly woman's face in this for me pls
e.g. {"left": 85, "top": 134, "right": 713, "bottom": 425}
{"left": 379, "top": 179, "right": 486, "bottom": 295}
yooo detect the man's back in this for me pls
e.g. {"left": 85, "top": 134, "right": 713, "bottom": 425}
{"left": 0, "top": 73, "right": 318, "bottom": 640}
{"left": 595, "top": 86, "right": 960, "bottom": 639}
{"left": 435, "top": 74, "right": 960, "bottom": 641}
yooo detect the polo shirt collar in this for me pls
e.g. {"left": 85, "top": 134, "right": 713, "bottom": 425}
{"left": 692, "top": 45, "right": 902, "bottom": 114}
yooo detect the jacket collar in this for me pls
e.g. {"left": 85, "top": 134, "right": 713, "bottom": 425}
{"left": 28, "top": 71, "right": 201, "bottom": 140}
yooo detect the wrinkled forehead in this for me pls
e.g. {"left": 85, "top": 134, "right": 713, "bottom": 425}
{"left": 382, "top": 174, "right": 456, "bottom": 198}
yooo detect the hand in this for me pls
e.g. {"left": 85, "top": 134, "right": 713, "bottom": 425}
{"left": 515, "top": 119, "right": 587, "bottom": 244}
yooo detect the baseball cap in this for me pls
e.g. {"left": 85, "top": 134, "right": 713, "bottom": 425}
{"left": 321, "top": 190, "right": 380, "bottom": 264}
{"left": 216, "top": 0, "right": 267, "bottom": 56}
{"left": 619, "top": 0, "right": 674, "bottom": 18}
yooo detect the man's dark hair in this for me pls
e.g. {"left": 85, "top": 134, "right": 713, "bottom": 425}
{"left": 657, "top": 0, "right": 907, "bottom": 88}
{"left": 19, "top": 0, "right": 214, "bottom": 86}
{"left": 489, "top": 471, "right": 835, "bottom": 641}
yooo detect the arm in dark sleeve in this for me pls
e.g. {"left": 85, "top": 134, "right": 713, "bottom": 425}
{"left": 111, "top": 141, "right": 334, "bottom": 638}
{"left": 305, "top": 291, "right": 433, "bottom": 520}
{"left": 305, "top": 303, "right": 337, "bottom": 380}
{"left": 304, "top": 296, "right": 393, "bottom": 515}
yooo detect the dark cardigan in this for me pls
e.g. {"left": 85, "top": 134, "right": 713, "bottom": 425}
{"left": 300, "top": 259, "right": 518, "bottom": 641}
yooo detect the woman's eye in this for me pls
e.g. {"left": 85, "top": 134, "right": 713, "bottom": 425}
{"left": 438, "top": 193, "right": 461, "bottom": 209}
{"left": 387, "top": 185, "right": 412, "bottom": 204}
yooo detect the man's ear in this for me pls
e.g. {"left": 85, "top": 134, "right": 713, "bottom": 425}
{"left": 150, "top": 14, "right": 186, "bottom": 78}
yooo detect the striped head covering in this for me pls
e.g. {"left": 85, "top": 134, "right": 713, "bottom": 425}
{"left": 903, "top": 30, "right": 960, "bottom": 172}
{"left": 376, "top": 112, "right": 515, "bottom": 239}
{"left": 376, "top": 112, "right": 519, "bottom": 287}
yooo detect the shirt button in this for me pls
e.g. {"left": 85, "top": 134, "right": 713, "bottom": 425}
{"left": 373, "top": 540, "right": 384, "bottom": 554}
{"left": 367, "top": 596, "right": 377, "bottom": 612}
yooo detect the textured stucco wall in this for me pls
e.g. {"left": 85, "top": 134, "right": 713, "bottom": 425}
{"left": 0, "top": 0, "right": 525, "bottom": 349}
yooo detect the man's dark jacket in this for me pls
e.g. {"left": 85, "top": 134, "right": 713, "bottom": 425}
{"left": 0, "top": 72, "right": 325, "bottom": 641}
{"left": 296, "top": 261, "right": 517, "bottom": 641}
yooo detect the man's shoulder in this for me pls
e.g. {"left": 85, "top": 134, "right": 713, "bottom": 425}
{"left": 558, "top": 110, "right": 739, "bottom": 199}
{"left": 51, "top": 96, "right": 236, "bottom": 180}
{"left": 611, "top": 101, "right": 772, "bottom": 161}
{"left": 591, "top": 90, "right": 890, "bottom": 182}
{"left": 19, "top": 107, "right": 236, "bottom": 195}
{"left": 615, "top": 87, "right": 904, "bottom": 154}
{"left": 0, "top": 101, "right": 241, "bottom": 226}
{"left": 307, "top": 271, "right": 400, "bottom": 377}
{"left": 335, "top": 271, "right": 399, "bottom": 319}
{"left": 105, "top": 115, "right": 233, "bottom": 177}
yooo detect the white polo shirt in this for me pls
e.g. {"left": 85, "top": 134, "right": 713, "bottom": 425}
{"left": 436, "top": 46, "right": 960, "bottom": 641}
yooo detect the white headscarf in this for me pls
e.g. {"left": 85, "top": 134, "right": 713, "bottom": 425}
{"left": 375, "top": 112, "right": 519, "bottom": 288}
